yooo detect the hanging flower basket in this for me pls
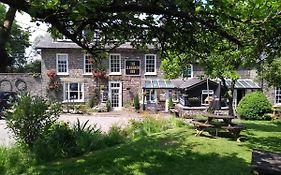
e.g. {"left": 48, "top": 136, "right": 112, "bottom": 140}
{"left": 92, "top": 70, "right": 107, "bottom": 79}
{"left": 47, "top": 69, "right": 56, "bottom": 79}
{"left": 48, "top": 80, "right": 61, "bottom": 92}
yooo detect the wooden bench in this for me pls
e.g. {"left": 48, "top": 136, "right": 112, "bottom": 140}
{"left": 221, "top": 124, "right": 246, "bottom": 142}
{"left": 191, "top": 120, "right": 214, "bottom": 136}
{"left": 251, "top": 149, "right": 281, "bottom": 175}
{"left": 170, "top": 108, "right": 180, "bottom": 118}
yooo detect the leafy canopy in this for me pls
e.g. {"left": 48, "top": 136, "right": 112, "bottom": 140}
{"left": 0, "top": 4, "right": 30, "bottom": 72}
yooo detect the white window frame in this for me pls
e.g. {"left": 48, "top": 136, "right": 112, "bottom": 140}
{"left": 56, "top": 35, "right": 72, "bottom": 42}
{"left": 63, "top": 82, "right": 84, "bottom": 103}
{"left": 83, "top": 54, "right": 93, "bottom": 75}
{"left": 145, "top": 89, "right": 157, "bottom": 103}
{"left": 172, "top": 90, "right": 179, "bottom": 102}
{"left": 108, "top": 81, "right": 122, "bottom": 109}
{"left": 109, "top": 54, "right": 122, "bottom": 75}
{"left": 275, "top": 87, "right": 281, "bottom": 104}
{"left": 56, "top": 53, "right": 69, "bottom": 75}
{"left": 144, "top": 54, "right": 157, "bottom": 75}
{"left": 201, "top": 90, "right": 214, "bottom": 106}
{"left": 183, "top": 64, "right": 193, "bottom": 79}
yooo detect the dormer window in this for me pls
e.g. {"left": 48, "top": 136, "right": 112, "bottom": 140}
{"left": 56, "top": 35, "right": 72, "bottom": 42}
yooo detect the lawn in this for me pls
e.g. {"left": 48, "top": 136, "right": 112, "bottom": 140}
{"left": 21, "top": 120, "right": 281, "bottom": 175}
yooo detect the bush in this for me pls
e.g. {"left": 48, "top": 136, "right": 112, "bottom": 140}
{"left": 72, "top": 119, "right": 103, "bottom": 153}
{"left": 106, "top": 100, "right": 111, "bottom": 112}
{"left": 103, "top": 125, "right": 127, "bottom": 147}
{"left": 168, "top": 96, "right": 173, "bottom": 110}
{"left": 0, "top": 146, "right": 34, "bottom": 175}
{"left": 4, "top": 93, "right": 61, "bottom": 148}
{"left": 125, "top": 117, "right": 185, "bottom": 139}
{"left": 88, "top": 95, "right": 97, "bottom": 108}
{"left": 236, "top": 91, "right": 272, "bottom": 120}
{"left": 133, "top": 96, "right": 140, "bottom": 110}
{"left": 33, "top": 121, "right": 77, "bottom": 161}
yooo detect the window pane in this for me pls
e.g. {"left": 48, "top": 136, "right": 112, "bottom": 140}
{"left": 110, "top": 55, "right": 120, "bottom": 73}
{"left": 64, "top": 82, "right": 84, "bottom": 101}
{"left": 183, "top": 65, "right": 193, "bottom": 78}
{"left": 276, "top": 87, "right": 281, "bottom": 104}
{"left": 145, "top": 55, "right": 155, "bottom": 73}
{"left": 57, "top": 54, "right": 68, "bottom": 73}
{"left": 84, "top": 55, "right": 93, "bottom": 73}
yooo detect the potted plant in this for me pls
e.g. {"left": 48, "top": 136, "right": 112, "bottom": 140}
{"left": 134, "top": 95, "right": 140, "bottom": 112}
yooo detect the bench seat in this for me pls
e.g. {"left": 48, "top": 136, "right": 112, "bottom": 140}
{"left": 221, "top": 124, "right": 246, "bottom": 141}
{"left": 191, "top": 120, "right": 214, "bottom": 136}
{"left": 170, "top": 109, "right": 180, "bottom": 117}
{"left": 251, "top": 149, "right": 281, "bottom": 175}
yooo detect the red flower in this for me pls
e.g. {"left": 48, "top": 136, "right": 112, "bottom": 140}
{"left": 47, "top": 69, "right": 56, "bottom": 79}
{"left": 92, "top": 70, "right": 107, "bottom": 79}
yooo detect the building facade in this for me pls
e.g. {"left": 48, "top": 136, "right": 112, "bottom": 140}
{"left": 36, "top": 34, "right": 278, "bottom": 114}
{"left": 37, "top": 34, "right": 164, "bottom": 110}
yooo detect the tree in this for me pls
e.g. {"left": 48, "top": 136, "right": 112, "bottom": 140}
{"left": 0, "top": 0, "right": 244, "bottom": 63}
{"left": 0, "top": 1, "right": 279, "bottom": 61}
{"left": 0, "top": 0, "right": 279, "bottom": 115}
{"left": 0, "top": 4, "right": 30, "bottom": 72}
{"left": 160, "top": 0, "right": 280, "bottom": 116}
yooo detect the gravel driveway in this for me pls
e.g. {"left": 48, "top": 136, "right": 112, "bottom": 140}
{"left": 0, "top": 111, "right": 141, "bottom": 147}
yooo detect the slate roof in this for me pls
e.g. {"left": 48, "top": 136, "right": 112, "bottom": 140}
{"left": 172, "top": 78, "right": 216, "bottom": 89}
{"left": 36, "top": 34, "right": 156, "bottom": 50}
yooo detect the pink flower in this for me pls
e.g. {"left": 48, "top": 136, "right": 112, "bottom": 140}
{"left": 47, "top": 69, "right": 56, "bottom": 79}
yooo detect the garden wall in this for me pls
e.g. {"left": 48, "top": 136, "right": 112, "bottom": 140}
{"left": 0, "top": 73, "right": 45, "bottom": 97}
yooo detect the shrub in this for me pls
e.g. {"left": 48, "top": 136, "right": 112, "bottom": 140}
{"left": 72, "top": 119, "right": 103, "bottom": 153}
{"left": 0, "top": 146, "right": 34, "bottom": 175}
{"left": 125, "top": 117, "right": 185, "bottom": 139}
{"left": 106, "top": 100, "right": 111, "bottom": 112}
{"left": 103, "top": 125, "right": 127, "bottom": 147}
{"left": 236, "top": 91, "right": 272, "bottom": 120}
{"left": 4, "top": 93, "right": 61, "bottom": 148}
{"left": 33, "top": 121, "right": 77, "bottom": 161}
{"left": 88, "top": 95, "right": 97, "bottom": 108}
{"left": 168, "top": 96, "right": 173, "bottom": 110}
{"left": 133, "top": 96, "right": 140, "bottom": 110}
{"left": 33, "top": 119, "right": 109, "bottom": 161}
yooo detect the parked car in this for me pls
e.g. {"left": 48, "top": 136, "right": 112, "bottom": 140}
{"left": 0, "top": 91, "right": 17, "bottom": 118}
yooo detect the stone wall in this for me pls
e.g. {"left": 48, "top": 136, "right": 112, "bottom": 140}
{"left": 41, "top": 48, "right": 162, "bottom": 104}
{"left": 0, "top": 73, "right": 44, "bottom": 96}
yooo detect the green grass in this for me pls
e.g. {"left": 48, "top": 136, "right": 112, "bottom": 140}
{"left": 2, "top": 120, "right": 281, "bottom": 175}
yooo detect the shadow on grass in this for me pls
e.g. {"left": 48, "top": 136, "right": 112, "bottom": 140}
{"left": 29, "top": 131, "right": 250, "bottom": 175}
{"left": 239, "top": 121, "right": 281, "bottom": 153}
{"left": 242, "top": 121, "right": 281, "bottom": 133}
{"left": 243, "top": 136, "right": 281, "bottom": 153}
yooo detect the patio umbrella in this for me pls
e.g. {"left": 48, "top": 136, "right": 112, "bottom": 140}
{"left": 211, "top": 82, "right": 221, "bottom": 110}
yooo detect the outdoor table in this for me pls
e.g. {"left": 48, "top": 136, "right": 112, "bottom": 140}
{"left": 203, "top": 113, "right": 235, "bottom": 126}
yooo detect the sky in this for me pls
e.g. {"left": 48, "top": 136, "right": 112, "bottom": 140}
{"left": 15, "top": 11, "right": 48, "bottom": 42}
{"left": 15, "top": 11, "right": 49, "bottom": 60}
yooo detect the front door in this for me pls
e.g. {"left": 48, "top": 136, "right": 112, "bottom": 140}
{"left": 109, "top": 81, "right": 122, "bottom": 109}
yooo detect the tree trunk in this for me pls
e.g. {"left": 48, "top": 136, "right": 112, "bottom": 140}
{"left": 0, "top": 6, "right": 17, "bottom": 72}
{"left": 220, "top": 78, "right": 236, "bottom": 116}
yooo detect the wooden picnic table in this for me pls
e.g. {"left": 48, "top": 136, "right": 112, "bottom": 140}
{"left": 191, "top": 113, "right": 245, "bottom": 141}
{"left": 203, "top": 113, "right": 235, "bottom": 126}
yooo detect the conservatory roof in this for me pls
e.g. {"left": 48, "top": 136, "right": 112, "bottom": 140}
{"left": 142, "top": 79, "right": 175, "bottom": 89}
{"left": 225, "top": 79, "right": 260, "bottom": 89}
